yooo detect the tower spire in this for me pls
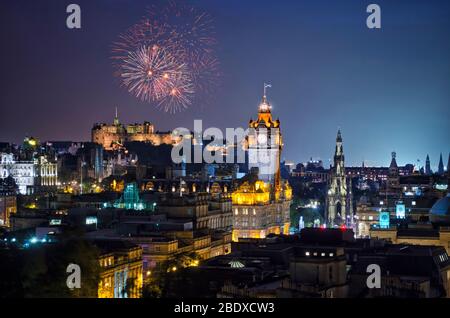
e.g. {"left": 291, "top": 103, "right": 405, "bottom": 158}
{"left": 425, "top": 154, "right": 431, "bottom": 175}
{"left": 114, "top": 107, "right": 119, "bottom": 125}
{"left": 263, "top": 82, "right": 271, "bottom": 98}
{"left": 259, "top": 83, "right": 272, "bottom": 113}
{"left": 389, "top": 151, "right": 398, "bottom": 169}
{"left": 438, "top": 152, "right": 444, "bottom": 175}
{"left": 336, "top": 128, "right": 342, "bottom": 142}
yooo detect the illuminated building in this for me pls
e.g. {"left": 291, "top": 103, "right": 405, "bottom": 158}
{"left": 0, "top": 153, "right": 57, "bottom": 195}
{"left": 91, "top": 108, "right": 178, "bottom": 150}
{"left": 87, "top": 215, "right": 232, "bottom": 276}
{"left": 95, "top": 240, "right": 143, "bottom": 298}
{"left": 247, "top": 86, "right": 281, "bottom": 184}
{"left": 0, "top": 175, "right": 16, "bottom": 228}
{"left": 232, "top": 87, "right": 292, "bottom": 241}
{"left": 367, "top": 195, "right": 450, "bottom": 254}
{"left": 158, "top": 189, "right": 233, "bottom": 231}
{"left": 379, "top": 211, "right": 390, "bottom": 229}
{"left": 0, "top": 194, "right": 16, "bottom": 228}
{"left": 326, "top": 130, "right": 353, "bottom": 226}
{"left": 94, "top": 188, "right": 233, "bottom": 274}
{"left": 36, "top": 155, "right": 58, "bottom": 188}
{"left": 355, "top": 195, "right": 436, "bottom": 238}
{"left": 103, "top": 182, "right": 151, "bottom": 211}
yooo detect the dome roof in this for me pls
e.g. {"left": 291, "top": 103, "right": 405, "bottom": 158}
{"left": 430, "top": 193, "right": 450, "bottom": 216}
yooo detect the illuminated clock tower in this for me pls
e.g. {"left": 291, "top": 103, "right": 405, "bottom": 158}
{"left": 232, "top": 84, "right": 292, "bottom": 242}
{"left": 248, "top": 84, "right": 282, "bottom": 189}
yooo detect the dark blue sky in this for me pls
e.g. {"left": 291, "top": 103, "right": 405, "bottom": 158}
{"left": 0, "top": 0, "right": 449, "bottom": 168}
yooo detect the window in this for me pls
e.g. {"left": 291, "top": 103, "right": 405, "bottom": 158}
{"left": 329, "top": 253, "right": 334, "bottom": 257}
{"left": 305, "top": 251, "right": 310, "bottom": 256}
{"left": 369, "top": 216, "right": 373, "bottom": 221}
{"left": 321, "top": 253, "right": 325, "bottom": 257}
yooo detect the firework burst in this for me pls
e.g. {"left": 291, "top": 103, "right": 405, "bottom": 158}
{"left": 112, "top": 1, "right": 220, "bottom": 113}
{"left": 120, "top": 45, "right": 189, "bottom": 103}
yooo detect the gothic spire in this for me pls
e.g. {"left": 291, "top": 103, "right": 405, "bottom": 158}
{"left": 336, "top": 129, "right": 342, "bottom": 142}
{"left": 425, "top": 154, "right": 432, "bottom": 175}
{"left": 438, "top": 152, "right": 444, "bottom": 175}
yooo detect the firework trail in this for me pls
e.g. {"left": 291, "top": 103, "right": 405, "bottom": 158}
{"left": 112, "top": 1, "right": 220, "bottom": 113}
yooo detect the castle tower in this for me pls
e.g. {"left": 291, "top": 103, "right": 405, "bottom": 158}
{"left": 247, "top": 84, "right": 282, "bottom": 191}
{"left": 326, "top": 129, "right": 352, "bottom": 226}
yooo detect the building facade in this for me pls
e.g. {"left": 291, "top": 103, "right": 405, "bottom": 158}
{"left": 0, "top": 195, "right": 16, "bottom": 228}
{"left": 0, "top": 153, "right": 57, "bottom": 195}
{"left": 96, "top": 240, "right": 143, "bottom": 298}
{"left": 91, "top": 110, "right": 178, "bottom": 150}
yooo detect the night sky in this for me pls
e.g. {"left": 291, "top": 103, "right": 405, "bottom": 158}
{"left": 0, "top": 0, "right": 449, "bottom": 168}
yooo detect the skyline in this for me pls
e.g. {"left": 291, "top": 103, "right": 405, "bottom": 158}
{"left": 0, "top": 0, "right": 449, "bottom": 167}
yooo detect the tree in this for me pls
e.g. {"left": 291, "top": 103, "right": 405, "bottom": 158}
{"left": 0, "top": 239, "right": 100, "bottom": 298}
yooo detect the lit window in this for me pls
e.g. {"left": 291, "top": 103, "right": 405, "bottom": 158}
{"left": 412, "top": 201, "right": 416, "bottom": 206}
{"left": 369, "top": 216, "right": 373, "bottom": 221}
{"left": 329, "top": 253, "right": 334, "bottom": 257}
{"left": 313, "top": 252, "right": 318, "bottom": 256}
{"left": 380, "top": 201, "right": 384, "bottom": 205}
{"left": 235, "top": 209, "right": 238, "bottom": 215}
{"left": 321, "top": 253, "right": 325, "bottom": 257}
{"left": 305, "top": 252, "right": 310, "bottom": 256}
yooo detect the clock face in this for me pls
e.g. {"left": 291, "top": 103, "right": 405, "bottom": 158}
{"left": 257, "top": 134, "right": 267, "bottom": 145}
